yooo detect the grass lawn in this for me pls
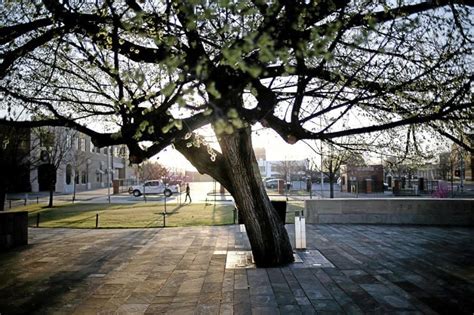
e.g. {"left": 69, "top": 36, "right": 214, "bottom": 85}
{"left": 286, "top": 201, "right": 305, "bottom": 223}
{"left": 10, "top": 199, "right": 304, "bottom": 228}
{"left": 11, "top": 202, "right": 235, "bottom": 228}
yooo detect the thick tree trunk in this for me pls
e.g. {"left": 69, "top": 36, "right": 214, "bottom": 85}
{"left": 175, "top": 128, "right": 295, "bottom": 267}
{"left": 218, "top": 128, "right": 294, "bottom": 267}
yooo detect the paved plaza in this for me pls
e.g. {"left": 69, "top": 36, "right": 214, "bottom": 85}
{"left": 0, "top": 224, "right": 473, "bottom": 314}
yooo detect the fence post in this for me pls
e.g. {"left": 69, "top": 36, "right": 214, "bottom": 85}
{"left": 95, "top": 213, "right": 99, "bottom": 228}
{"left": 162, "top": 212, "right": 166, "bottom": 227}
{"left": 233, "top": 208, "right": 237, "bottom": 224}
{"left": 36, "top": 213, "right": 40, "bottom": 227}
{"left": 164, "top": 195, "right": 167, "bottom": 214}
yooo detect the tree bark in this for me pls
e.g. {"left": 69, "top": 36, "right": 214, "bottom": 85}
{"left": 175, "top": 127, "right": 295, "bottom": 267}
{"left": 217, "top": 127, "right": 294, "bottom": 267}
{"left": 48, "top": 186, "right": 54, "bottom": 208}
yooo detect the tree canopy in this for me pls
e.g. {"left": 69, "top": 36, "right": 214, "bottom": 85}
{"left": 1, "top": 0, "right": 472, "bottom": 158}
{"left": 1, "top": 0, "right": 473, "bottom": 266}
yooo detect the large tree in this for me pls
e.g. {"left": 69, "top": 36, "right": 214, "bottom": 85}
{"left": 0, "top": 0, "right": 473, "bottom": 266}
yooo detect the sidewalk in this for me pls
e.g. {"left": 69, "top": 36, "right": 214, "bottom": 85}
{"left": 0, "top": 224, "right": 472, "bottom": 314}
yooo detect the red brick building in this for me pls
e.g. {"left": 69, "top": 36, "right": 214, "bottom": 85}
{"left": 340, "top": 165, "right": 384, "bottom": 193}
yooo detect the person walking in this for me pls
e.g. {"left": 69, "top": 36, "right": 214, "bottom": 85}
{"left": 184, "top": 183, "right": 192, "bottom": 203}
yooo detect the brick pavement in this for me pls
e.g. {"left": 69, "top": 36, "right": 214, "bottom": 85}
{"left": 0, "top": 224, "right": 473, "bottom": 314}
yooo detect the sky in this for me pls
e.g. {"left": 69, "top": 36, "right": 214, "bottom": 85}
{"left": 156, "top": 126, "right": 315, "bottom": 171}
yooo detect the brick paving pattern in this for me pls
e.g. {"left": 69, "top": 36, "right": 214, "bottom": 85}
{"left": 0, "top": 224, "right": 473, "bottom": 314}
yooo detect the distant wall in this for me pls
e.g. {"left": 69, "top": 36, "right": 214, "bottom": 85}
{"left": 304, "top": 199, "right": 474, "bottom": 225}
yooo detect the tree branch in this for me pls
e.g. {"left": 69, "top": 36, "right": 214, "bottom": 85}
{"left": 174, "top": 134, "right": 235, "bottom": 195}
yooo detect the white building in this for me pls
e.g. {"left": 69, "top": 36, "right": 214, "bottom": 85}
{"left": 254, "top": 147, "right": 308, "bottom": 179}
{"left": 29, "top": 127, "right": 135, "bottom": 193}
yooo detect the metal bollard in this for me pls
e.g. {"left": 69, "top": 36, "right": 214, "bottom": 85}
{"left": 95, "top": 213, "right": 99, "bottom": 228}
{"left": 36, "top": 213, "right": 40, "bottom": 228}
{"left": 162, "top": 212, "right": 166, "bottom": 227}
{"left": 294, "top": 211, "right": 306, "bottom": 249}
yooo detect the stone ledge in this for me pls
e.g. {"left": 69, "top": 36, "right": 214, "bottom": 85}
{"left": 304, "top": 199, "right": 474, "bottom": 225}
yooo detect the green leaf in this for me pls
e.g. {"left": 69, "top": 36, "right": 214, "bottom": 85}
{"left": 161, "top": 83, "right": 176, "bottom": 97}
{"left": 206, "top": 82, "right": 221, "bottom": 99}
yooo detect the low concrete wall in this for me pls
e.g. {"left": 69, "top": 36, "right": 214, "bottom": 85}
{"left": 304, "top": 199, "right": 474, "bottom": 225}
{"left": 0, "top": 211, "right": 28, "bottom": 250}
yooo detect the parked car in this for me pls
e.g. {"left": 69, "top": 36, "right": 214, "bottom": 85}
{"left": 128, "top": 180, "right": 179, "bottom": 197}
{"left": 265, "top": 178, "right": 279, "bottom": 189}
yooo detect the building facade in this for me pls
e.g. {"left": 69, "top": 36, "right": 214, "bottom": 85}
{"left": 254, "top": 147, "right": 309, "bottom": 180}
{"left": 340, "top": 164, "right": 384, "bottom": 193}
{"left": 29, "top": 127, "right": 135, "bottom": 193}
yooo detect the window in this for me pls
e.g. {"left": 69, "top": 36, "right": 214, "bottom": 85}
{"left": 66, "top": 164, "right": 72, "bottom": 185}
{"left": 118, "top": 146, "right": 127, "bottom": 157}
{"left": 98, "top": 163, "right": 103, "bottom": 182}
{"left": 75, "top": 171, "right": 80, "bottom": 184}
{"left": 89, "top": 141, "right": 94, "bottom": 153}
{"left": 81, "top": 171, "right": 87, "bottom": 184}
{"left": 79, "top": 138, "right": 86, "bottom": 151}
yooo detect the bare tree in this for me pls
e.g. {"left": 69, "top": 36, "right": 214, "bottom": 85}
{"left": 31, "top": 127, "right": 77, "bottom": 207}
{"left": 137, "top": 161, "right": 169, "bottom": 181}
{"left": 0, "top": 1, "right": 473, "bottom": 266}
{"left": 274, "top": 160, "right": 304, "bottom": 182}
{"left": 307, "top": 140, "right": 366, "bottom": 198}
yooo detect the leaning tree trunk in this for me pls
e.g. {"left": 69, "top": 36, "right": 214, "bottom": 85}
{"left": 175, "top": 127, "right": 294, "bottom": 267}
{"left": 218, "top": 128, "right": 295, "bottom": 266}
